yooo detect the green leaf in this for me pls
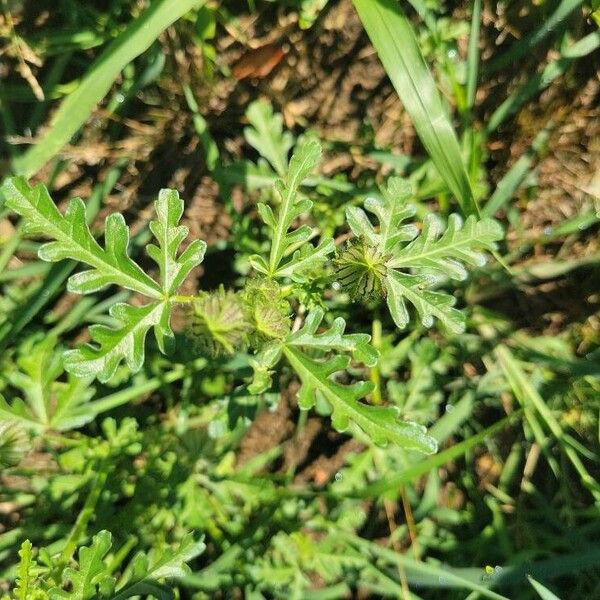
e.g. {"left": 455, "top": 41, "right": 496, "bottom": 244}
{"left": 346, "top": 178, "right": 417, "bottom": 254}
{"left": 146, "top": 189, "right": 207, "bottom": 296}
{"left": 14, "top": 541, "right": 45, "bottom": 600}
{"left": 49, "top": 531, "right": 115, "bottom": 600}
{"left": 387, "top": 214, "right": 504, "bottom": 279}
{"left": 385, "top": 270, "right": 465, "bottom": 333}
{"left": 63, "top": 302, "right": 166, "bottom": 383}
{"left": 282, "top": 310, "right": 437, "bottom": 453}
{"left": 274, "top": 238, "right": 335, "bottom": 282}
{"left": 244, "top": 100, "right": 294, "bottom": 176}
{"left": 2, "top": 178, "right": 161, "bottom": 298}
{"left": 111, "top": 534, "right": 205, "bottom": 600}
{"left": 527, "top": 576, "right": 562, "bottom": 600}
{"left": 265, "top": 140, "right": 323, "bottom": 276}
{"left": 11, "top": 0, "right": 204, "bottom": 178}
{"left": 14, "top": 540, "right": 33, "bottom": 600}
{"left": 1, "top": 337, "right": 95, "bottom": 432}
{"left": 342, "top": 178, "right": 502, "bottom": 332}
{"left": 3, "top": 181, "right": 206, "bottom": 380}
{"left": 352, "top": 0, "right": 478, "bottom": 215}
{"left": 286, "top": 308, "right": 378, "bottom": 366}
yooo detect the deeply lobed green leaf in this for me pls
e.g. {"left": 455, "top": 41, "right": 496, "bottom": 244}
{"left": 387, "top": 213, "right": 503, "bottom": 278}
{"left": 343, "top": 178, "right": 503, "bottom": 332}
{"left": 252, "top": 140, "right": 333, "bottom": 280}
{"left": 2, "top": 178, "right": 161, "bottom": 298}
{"left": 2, "top": 180, "right": 206, "bottom": 381}
{"left": 244, "top": 100, "right": 294, "bottom": 176}
{"left": 147, "top": 189, "right": 206, "bottom": 297}
{"left": 49, "top": 531, "right": 114, "bottom": 600}
{"left": 63, "top": 302, "right": 167, "bottom": 383}
{"left": 283, "top": 309, "right": 437, "bottom": 453}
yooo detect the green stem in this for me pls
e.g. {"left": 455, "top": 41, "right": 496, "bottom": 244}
{"left": 369, "top": 318, "right": 383, "bottom": 405}
{"left": 171, "top": 294, "right": 198, "bottom": 304}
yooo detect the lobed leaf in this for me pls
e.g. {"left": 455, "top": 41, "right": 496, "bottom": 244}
{"left": 49, "top": 531, "right": 114, "bottom": 600}
{"left": 346, "top": 178, "right": 417, "bottom": 254}
{"left": 385, "top": 270, "right": 465, "bottom": 333}
{"left": 387, "top": 213, "right": 503, "bottom": 279}
{"left": 274, "top": 238, "right": 335, "bottom": 282}
{"left": 282, "top": 310, "right": 437, "bottom": 453}
{"left": 2, "top": 337, "right": 96, "bottom": 432}
{"left": 244, "top": 100, "right": 294, "bottom": 176}
{"left": 2, "top": 178, "right": 161, "bottom": 299}
{"left": 14, "top": 540, "right": 44, "bottom": 600}
{"left": 147, "top": 189, "right": 207, "bottom": 296}
{"left": 284, "top": 345, "right": 437, "bottom": 453}
{"left": 343, "top": 177, "right": 503, "bottom": 332}
{"left": 286, "top": 308, "right": 378, "bottom": 366}
{"left": 265, "top": 140, "right": 323, "bottom": 276}
{"left": 111, "top": 534, "right": 205, "bottom": 600}
{"left": 63, "top": 302, "right": 167, "bottom": 383}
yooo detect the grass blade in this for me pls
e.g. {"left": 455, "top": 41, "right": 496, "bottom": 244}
{"left": 466, "top": 0, "right": 482, "bottom": 113}
{"left": 344, "top": 533, "right": 510, "bottom": 600}
{"left": 11, "top": 0, "right": 204, "bottom": 178}
{"left": 486, "top": 30, "right": 600, "bottom": 134}
{"left": 485, "top": 0, "right": 585, "bottom": 75}
{"left": 495, "top": 345, "right": 600, "bottom": 501}
{"left": 482, "top": 123, "right": 553, "bottom": 217}
{"left": 528, "top": 576, "right": 562, "bottom": 600}
{"left": 352, "top": 0, "right": 478, "bottom": 216}
{"left": 357, "top": 411, "right": 521, "bottom": 497}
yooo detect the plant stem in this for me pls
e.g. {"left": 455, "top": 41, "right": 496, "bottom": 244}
{"left": 369, "top": 318, "right": 382, "bottom": 405}
{"left": 171, "top": 294, "right": 198, "bottom": 304}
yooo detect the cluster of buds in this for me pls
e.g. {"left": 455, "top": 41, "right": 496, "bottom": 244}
{"left": 188, "top": 279, "right": 291, "bottom": 357}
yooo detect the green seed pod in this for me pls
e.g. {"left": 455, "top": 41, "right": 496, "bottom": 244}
{"left": 189, "top": 287, "right": 251, "bottom": 357}
{"left": 242, "top": 278, "right": 291, "bottom": 346}
{"left": 333, "top": 238, "right": 389, "bottom": 300}
{"left": 0, "top": 421, "right": 28, "bottom": 469}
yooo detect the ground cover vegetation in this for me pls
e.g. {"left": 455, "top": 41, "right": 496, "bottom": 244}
{"left": 0, "top": 0, "right": 599, "bottom": 598}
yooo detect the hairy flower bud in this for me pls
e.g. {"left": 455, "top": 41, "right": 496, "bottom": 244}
{"left": 0, "top": 421, "right": 28, "bottom": 468}
{"left": 333, "top": 238, "right": 389, "bottom": 300}
{"left": 242, "top": 278, "right": 291, "bottom": 346}
{"left": 189, "top": 288, "right": 251, "bottom": 357}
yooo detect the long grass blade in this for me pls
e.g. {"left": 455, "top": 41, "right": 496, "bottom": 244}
{"left": 11, "top": 0, "right": 203, "bottom": 178}
{"left": 495, "top": 345, "right": 600, "bottom": 501}
{"left": 485, "top": 0, "right": 585, "bottom": 75}
{"left": 352, "top": 0, "right": 478, "bottom": 216}
{"left": 528, "top": 576, "right": 562, "bottom": 600}
{"left": 344, "top": 533, "right": 510, "bottom": 600}
{"left": 483, "top": 123, "right": 553, "bottom": 216}
{"left": 486, "top": 30, "right": 600, "bottom": 134}
{"left": 357, "top": 411, "right": 521, "bottom": 497}
{"left": 466, "top": 0, "right": 482, "bottom": 113}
